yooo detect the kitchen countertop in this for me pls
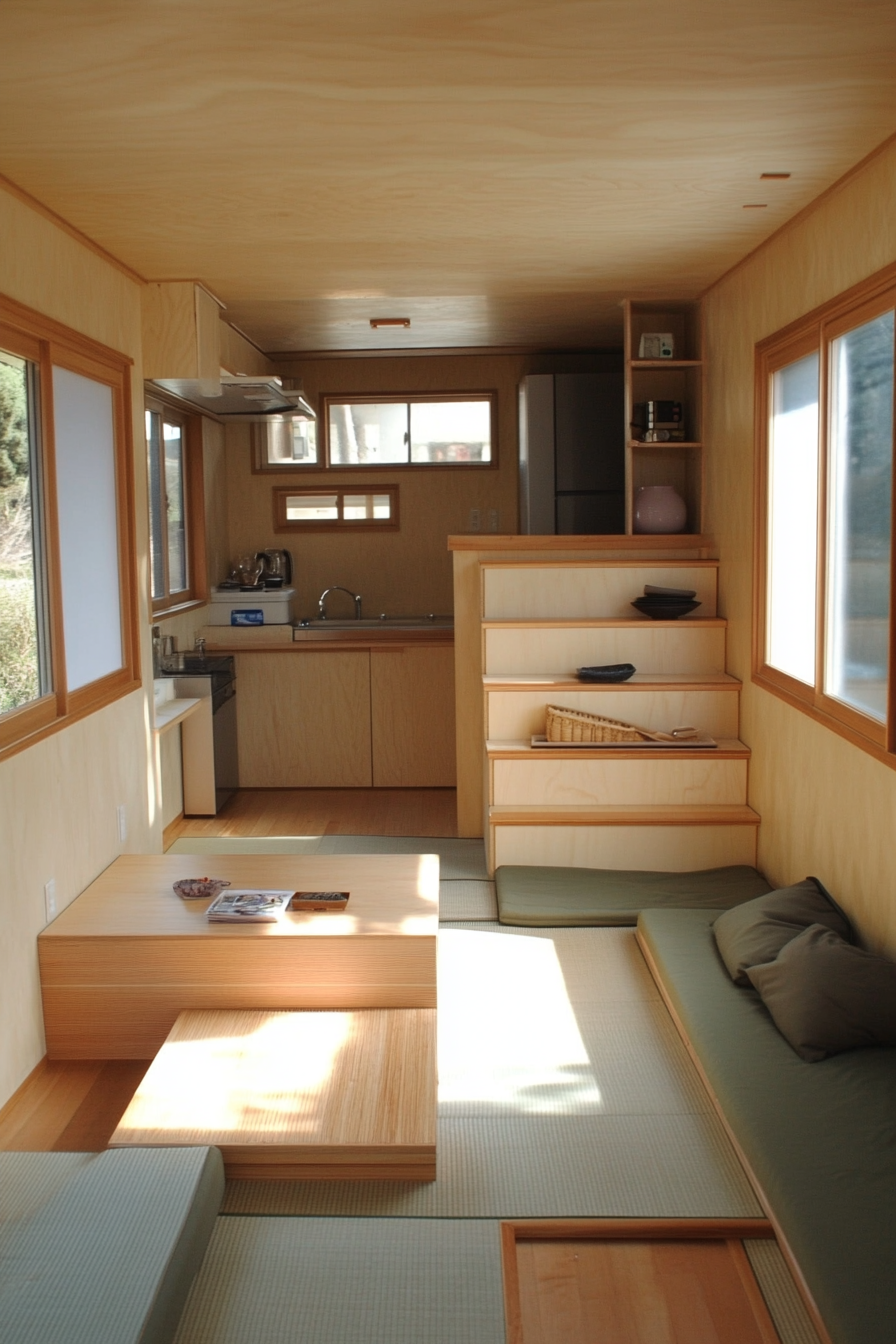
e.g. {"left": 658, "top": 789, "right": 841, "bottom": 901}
{"left": 199, "top": 621, "right": 454, "bottom": 652}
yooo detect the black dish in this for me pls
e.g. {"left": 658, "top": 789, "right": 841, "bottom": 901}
{"left": 577, "top": 663, "right": 636, "bottom": 683}
{"left": 631, "top": 597, "right": 701, "bottom": 620}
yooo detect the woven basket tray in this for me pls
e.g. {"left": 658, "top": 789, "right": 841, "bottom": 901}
{"left": 546, "top": 704, "right": 657, "bottom": 743}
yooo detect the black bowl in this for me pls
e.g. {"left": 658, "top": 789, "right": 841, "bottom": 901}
{"left": 577, "top": 663, "right": 636, "bottom": 683}
{"left": 631, "top": 597, "right": 701, "bottom": 620}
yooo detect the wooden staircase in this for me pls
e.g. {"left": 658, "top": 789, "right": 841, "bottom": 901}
{"left": 481, "top": 558, "right": 758, "bottom": 874}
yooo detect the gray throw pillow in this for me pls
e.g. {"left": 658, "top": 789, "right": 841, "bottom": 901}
{"left": 746, "top": 924, "right": 896, "bottom": 1061}
{"left": 713, "top": 877, "right": 852, "bottom": 986}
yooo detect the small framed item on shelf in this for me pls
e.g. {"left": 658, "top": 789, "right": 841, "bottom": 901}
{"left": 638, "top": 332, "right": 675, "bottom": 359}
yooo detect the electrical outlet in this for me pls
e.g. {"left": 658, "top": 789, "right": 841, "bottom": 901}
{"left": 117, "top": 804, "right": 127, "bottom": 844}
{"left": 467, "top": 507, "right": 481, "bottom": 533}
{"left": 487, "top": 508, "right": 500, "bottom": 533}
{"left": 44, "top": 879, "right": 57, "bottom": 924}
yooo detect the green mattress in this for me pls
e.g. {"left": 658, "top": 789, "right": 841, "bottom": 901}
{"left": 495, "top": 864, "right": 771, "bottom": 926}
{"left": 638, "top": 907, "right": 896, "bottom": 1344}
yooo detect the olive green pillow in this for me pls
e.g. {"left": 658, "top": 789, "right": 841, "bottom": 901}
{"left": 712, "top": 877, "right": 852, "bottom": 986}
{"left": 746, "top": 924, "right": 896, "bottom": 1061}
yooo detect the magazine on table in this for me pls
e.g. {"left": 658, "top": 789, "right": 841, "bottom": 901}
{"left": 206, "top": 889, "right": 294, "bottom": 922}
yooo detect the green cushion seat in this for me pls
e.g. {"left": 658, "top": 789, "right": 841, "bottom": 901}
{"left": 637, "top": 907, "right": 896, "bottom": 1344}
{"left": 0, "top": 1146, "right": 224, "bottom": 1344}
{"left": 495, "top": 863, "right": 771, "bottom": 926}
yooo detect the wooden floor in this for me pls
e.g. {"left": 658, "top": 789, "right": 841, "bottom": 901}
{"left": 166, "top": 786, "right": 458, "bottom": 845}
{"left": 4, "top": 787, "right": 455, "bottom": 1152}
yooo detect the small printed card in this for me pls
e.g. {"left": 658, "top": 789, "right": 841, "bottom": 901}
{"left": 206, "top": 889, "right": 294, "bottom": 922}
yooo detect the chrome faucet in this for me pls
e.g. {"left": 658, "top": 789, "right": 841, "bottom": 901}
{"left": 318, "top": 586, "right": 362, "bottom": 620}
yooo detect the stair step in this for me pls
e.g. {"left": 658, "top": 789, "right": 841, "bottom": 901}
{"left": 489, "top": 804, "right": 760, "bottom": 827}
{"left": 484, "top": 672, "right": 740, "bottom": 690}
{"left": 486, "top": 677, "right": 742, "bottom": 742}
{"left": 482, "top": 561, "right": 719, "bottom": 620}
{"left": 487, "top": 737, "right": 749, "bottom": 758}
{"left": 484, "top": 621, "right": 727, "bottom": 676}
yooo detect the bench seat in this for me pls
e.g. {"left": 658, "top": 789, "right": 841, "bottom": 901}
{"left": 0, "top": 1146, "right": 223, "bottom": 1344}
{"left": 637, "top": 907, "right": 896, "bottom": 1344}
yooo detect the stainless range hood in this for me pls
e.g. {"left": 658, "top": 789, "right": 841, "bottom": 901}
{"left": 151, "top": 374, "right": 315, "bottom": 420}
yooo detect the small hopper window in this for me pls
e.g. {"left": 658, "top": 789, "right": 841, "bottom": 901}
{"left": 274, "top": 485, "right": 399, "bottom": 532}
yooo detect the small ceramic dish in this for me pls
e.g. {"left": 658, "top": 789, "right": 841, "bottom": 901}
{"left": 173, "top": 877, "right": 231, "bottom": 901}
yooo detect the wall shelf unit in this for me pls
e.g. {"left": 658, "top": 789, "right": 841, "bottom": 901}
{"left": 623, "top": 299, "right": 704, "bottom": 535}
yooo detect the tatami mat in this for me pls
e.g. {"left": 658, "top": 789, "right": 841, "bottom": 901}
{"left": 746, "top": 1240, "right": 826, "bottom": 1344}
{"left": 168, "top": 834, "right": 489, "bottom": 879}
{"left": 222, "top": 1112, "right": 759, "bottom": 1218}
{"left": 438, "top": 879, "right": 497, "bottom": 921}
{"left": 174, "top": 1217, "right": 506, "bottom": 1344}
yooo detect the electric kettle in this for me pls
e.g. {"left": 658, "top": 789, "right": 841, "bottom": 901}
{"left": 256, "top": 549, "right": 292, "bottom": 586}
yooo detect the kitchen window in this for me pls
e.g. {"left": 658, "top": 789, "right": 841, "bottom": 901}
{"left": 0, "top": 293, "right": 139, "bottom": 760}
{"left": 273, "top": 485, "right": 399, "bottom": 532}
{"left": 323, "top": 394, "right": 495, "bottom": 468}
{"left": 145, "top": 397, "right": 208, "bottom": 615}
{"left": 754, "top": 262, "right": 896, "bottom": 763}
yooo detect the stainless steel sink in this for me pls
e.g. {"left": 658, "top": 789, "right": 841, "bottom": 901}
{"left": 293, "top": 615, "right": 453, "bottom": 638}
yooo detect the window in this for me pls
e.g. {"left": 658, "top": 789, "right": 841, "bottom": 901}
{"left": 145, "top": 397, "right": 207, "bottom": 615}
{"left": 252, "top": 415, "right": 319, "bottom": 470}
{"left": 0, "top": 294, "right": 139, "bottom": 759}
{"left": 323, "top": 394, "right": 495, "bottom": 468}
{"left": 273, "top": 485, "right": 399, "bottom": 532}
{"left": 755, "top": 262, "right": 896, "bottom": 762}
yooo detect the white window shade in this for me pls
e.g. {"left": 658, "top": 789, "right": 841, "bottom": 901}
{"left": 53, "top": 366, "right": 123, "bottom": 691}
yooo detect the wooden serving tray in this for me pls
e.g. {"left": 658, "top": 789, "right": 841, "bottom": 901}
{"left": 291, "top": 891, "right": 351, "bottom": 911}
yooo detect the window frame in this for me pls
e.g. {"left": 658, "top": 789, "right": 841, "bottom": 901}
{"left": 0, "top": 292, "right": 140, "bottom": 761}
{"left": 273, "top": 484, "right": 400, "bottom": 533}
{"left": 754, "top": 260, "right": 896, "bottom": 766}
{"left": 319, "top": 391, "right": 498, "bottom": 471}
{"left": 145, "top": 394, "right": 208, "bottom": 618}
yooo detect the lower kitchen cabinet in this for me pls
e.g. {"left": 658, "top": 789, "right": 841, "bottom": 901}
{"left": 233, "top": 644, "right": 456, "bottom": 789}
{"left": 236, "top": 651, "right": 373, "bottom": 787}
{"left": 371, "top": 645, "right": 456, "bottom": 787}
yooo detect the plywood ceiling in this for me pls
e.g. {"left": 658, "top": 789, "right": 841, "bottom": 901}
{"left": 0, "top": 0, "right": 894, "bottom": 352}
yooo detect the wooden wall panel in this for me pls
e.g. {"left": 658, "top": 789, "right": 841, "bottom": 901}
{"left": 483, "top": 563, "right": 718, "bottom": 619}
{"left": 703, "top": 137, "right": 896, "bottom": 954}
{"left": 492, "top": 756, "right": 748, "bottom": 807}
{"left": 493, "top": 824, "right": 757, "bottom": 872}
{"left": 484, "top": 623, "right": 727, "bottom": 676}
{"left": 487, "top": 687, "right": 740, "bottom": 740}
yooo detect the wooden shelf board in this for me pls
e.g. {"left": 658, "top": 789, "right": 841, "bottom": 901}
{"left": 630, "top": 359, "right": 702, "bottom": 369}
{"left": 479, "top": 555, "right": 718, "bottom": 569}
{"left": 448, "top": 535, "right": 717, "bottom": 553}
{"left": 482, "top": 617, "right": 726, "bottom": 629}
{"left": 486, "top": 737, "right": 749, "bottom": 759}
{"left": 489, "top": 804, "right": 760, "bottom": 827}
{"left": 483, "top": 672, "right": 740, "bottom": 690}
{"left": 629, "top": 440, "right": 703, "bottom": 449}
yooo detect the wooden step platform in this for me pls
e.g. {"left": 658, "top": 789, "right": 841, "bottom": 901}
{"left": 488, "top": 805, "right": 760, "bottom": 873}
{"left": 110, "top": 1008, "right": 437, "bottom": 1181}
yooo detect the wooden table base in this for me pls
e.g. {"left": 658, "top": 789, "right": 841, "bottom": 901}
{"left": 110, "top": 1008, "right": 437, "bottom": 1181}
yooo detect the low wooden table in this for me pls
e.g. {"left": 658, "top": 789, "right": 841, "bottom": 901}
{"left": 38, "top": 854, "right": 439, "bottom": 1058}
{"left": 110, "top": 1007, "right": 437, "bottom": 1181}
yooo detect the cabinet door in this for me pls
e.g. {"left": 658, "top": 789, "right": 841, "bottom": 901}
{"left": 371, "top": 646, "right": 456, "bottom": 787}
{"left": 235, "top": 652, "right": 372, "bottom": 787}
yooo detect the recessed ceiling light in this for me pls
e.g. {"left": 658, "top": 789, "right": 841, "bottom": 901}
{"left": 370, "top": 317, "right": 411, "bottom": 328}
{"left": 743, "top": 204, "right": 768, "bottom": 209}
{"left": 760, "top": 172, "right": 792, "bottom": 180}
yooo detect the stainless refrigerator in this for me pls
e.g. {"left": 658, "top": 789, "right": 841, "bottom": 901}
{"left": 519, "top": 372, "right": 625, "bottom": 534}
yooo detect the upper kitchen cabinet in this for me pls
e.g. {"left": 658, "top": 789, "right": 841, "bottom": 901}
{"left": 623, "top": 299, "right": 704, "bottom": 535}
{"left": 141, "top": 281, "right": 225, "bottom": 393}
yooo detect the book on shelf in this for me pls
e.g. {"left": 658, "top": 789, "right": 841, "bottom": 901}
{"left": 206, "top": 889, "right": 294, "bottom": 922}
